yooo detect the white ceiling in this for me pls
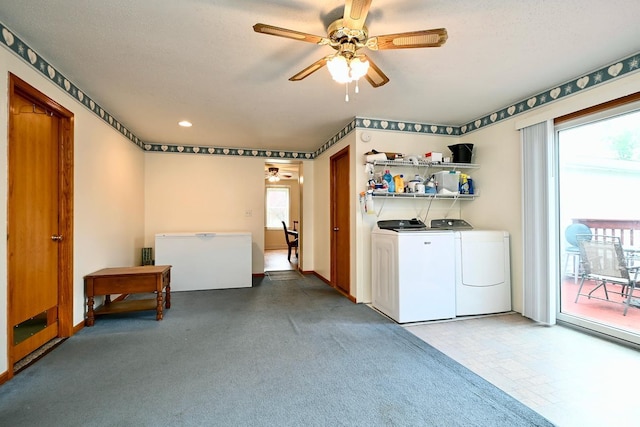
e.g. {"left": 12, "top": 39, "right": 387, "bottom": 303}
{"left": 1, "top": 0, "right": 639, "bottom": 153}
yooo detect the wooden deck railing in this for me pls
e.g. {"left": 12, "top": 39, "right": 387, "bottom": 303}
{"left": 572, "top": 218, "right": 640, "bottom": 246}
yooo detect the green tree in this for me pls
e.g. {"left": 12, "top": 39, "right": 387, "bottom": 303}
{"left": 609, "top": 129, "right": 638, "bottom": 160}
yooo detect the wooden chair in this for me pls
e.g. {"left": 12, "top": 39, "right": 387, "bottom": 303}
{"left": 282, "top": 221, "right": 298, "bottom": 262}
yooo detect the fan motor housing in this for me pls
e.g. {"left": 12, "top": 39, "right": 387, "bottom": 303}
{"left": 327, "top": 19, "right": 368, "bottom": 48}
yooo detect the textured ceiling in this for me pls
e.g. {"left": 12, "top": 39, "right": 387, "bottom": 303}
{"left": 1, "top": 0, "right": 639, "bottom": 152}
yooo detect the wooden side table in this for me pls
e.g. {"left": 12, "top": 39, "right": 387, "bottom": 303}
{"left": 84, "top": 265, "right": 171, "bottom": 326}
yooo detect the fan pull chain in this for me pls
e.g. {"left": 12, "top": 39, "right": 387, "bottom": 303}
{"left": 355, "top": 79, "right": 360, "bottom": 94}
{"left": 345, "top": 82, "right": 350, "bottom": 102}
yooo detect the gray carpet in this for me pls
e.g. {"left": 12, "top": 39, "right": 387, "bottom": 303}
{"left": 266, "top": 270, "right": 303, "bottom": 281}
{"left": 0, "top": 274, "right": 554, "bottom": 427}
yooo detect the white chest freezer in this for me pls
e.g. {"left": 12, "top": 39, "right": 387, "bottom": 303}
{"left": 155, "top": 232, "right": 252, "bottom": 291}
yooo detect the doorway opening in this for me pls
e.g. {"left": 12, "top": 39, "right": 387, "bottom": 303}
{"left": 264, "top": 162, "right": 301, "bottom": 272}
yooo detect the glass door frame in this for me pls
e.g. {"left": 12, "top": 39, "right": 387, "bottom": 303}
{"left": 554, "top": 99, "right": 640, "bottom": 346}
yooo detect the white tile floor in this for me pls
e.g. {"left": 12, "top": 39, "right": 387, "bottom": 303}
{"left": 404, "top": 313, "right": 640, "bottom": 427}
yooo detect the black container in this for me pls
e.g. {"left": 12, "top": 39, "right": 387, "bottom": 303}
{"left": 448, "top": 143, "right": 474, "bottom": 163}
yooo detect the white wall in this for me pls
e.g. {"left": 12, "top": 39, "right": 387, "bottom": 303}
{"left": 312, "top": 130, "right": 467, "bottom": 302}
{"left": 299, "top": 161, "right": 314, "bottom": 272}
{"left": 353, "top": 130, "right": 465, "bottom": 303}
{"left": 454, "top": 121, "right": 524, "bottom": 310}
{"left": 311, "top": 67, "right": 640, "bottom": 307}
{"left": 465, "top": 72, "right": 640, "bottom": 313}
{"left": 0, "top": 48, "right": 145, "bottom": 374}
{"left": 144, "top": 153, "right": 314, "bottom": 274}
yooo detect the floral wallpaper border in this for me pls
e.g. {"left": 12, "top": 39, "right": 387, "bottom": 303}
{"left": 354, "top": 52, "right": 640, "bottom": 138}
{"left": 458, "top": 52, "right": 640, "bottom": 134}
{"left": 1, "top": 23, "right": 144, "bottom": 148}
{"left": 2, "top": 21, "right": 639, "bottom": 160}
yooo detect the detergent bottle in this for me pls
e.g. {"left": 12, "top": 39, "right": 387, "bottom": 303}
{"left": 383, "top": 170, "right": 395, "bottom": 192}
{"left": 459, "top": 173, "right": 469, "bottom": 194}
{"left": 393, "top": 174, "right": 404, "bottom": 193}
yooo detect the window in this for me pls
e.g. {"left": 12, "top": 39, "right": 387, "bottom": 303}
{"left": 265, "top": 186, "right": 290, "bottom": 228}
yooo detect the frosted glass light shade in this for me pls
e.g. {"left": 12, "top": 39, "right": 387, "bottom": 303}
{"left": 327, "top": 54, "right": 370, "bottom": 83}
{"left": 327, "top": 55, "right": 351, "bottom": 83}
{"left": 349, "top": 57, "right": 369, "bottom": 80}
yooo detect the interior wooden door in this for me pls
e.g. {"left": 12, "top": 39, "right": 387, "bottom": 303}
{"left": 8, "top": 74, "right": 74, "bottom": 374}
{"left": 330, "top": 147, "right": 350, "bottom": 295}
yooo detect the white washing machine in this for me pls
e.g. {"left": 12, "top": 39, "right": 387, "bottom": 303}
{"left": 454, "top": 230, "right": 512, "bottom": 316}
{"left": 371, "top": 221, "right": 456, "bottom": 323}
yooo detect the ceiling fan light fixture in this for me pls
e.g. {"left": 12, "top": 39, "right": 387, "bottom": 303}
{"left": 254, "top": 3, "right": 448, "bottom": 91}
{"left": 327, "top": 54, "right": 369, "bottom": 84}
{"left": 349, "top": 56, "right": 369, "bottom": 80}
{"left": 327, "top": 53, "right": 370, "bottom": 101}
{"left": 327, "top": 55, "right": 350, "bottom": 83}
{"left": 267, "top": 167, "right": 280, "bottom": 182}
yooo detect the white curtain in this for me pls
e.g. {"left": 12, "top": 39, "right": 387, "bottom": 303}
{"left": 521, "top": 120, "right": 557, "bottom": 325}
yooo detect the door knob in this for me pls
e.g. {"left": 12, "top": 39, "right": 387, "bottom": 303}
{"left": 51, "top": 235, "right": 63, "bottom": 241}
{"left": 333, "top": 227, "right": 339, "bottom": 231}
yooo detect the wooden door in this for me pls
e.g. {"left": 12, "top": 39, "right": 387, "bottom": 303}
{"left": 8, "top": 74, "right": 74, "bottom": 376}
{"left": 330, "top": 147, "right": 350, "bottom": 295}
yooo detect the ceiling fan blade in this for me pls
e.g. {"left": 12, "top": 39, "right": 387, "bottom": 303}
{"left": 343, "top": 0, "right": 373, "bottom": 30}
{"left": 253, "top": 23, "right": 329, "bottom": 45}
{"left": 289, "top": 57, "right": 328, "bottom": 81}
{"left": 368, "top": 28, "right": 448, "bottom": 50}
{"left": 361, "top": 55, "right": 389, "bottom": 88}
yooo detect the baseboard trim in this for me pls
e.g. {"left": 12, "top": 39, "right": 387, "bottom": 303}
{"left": 313, "top": 271, "right": 331, "bottom": 285}
{"left": 73, "top": 321, "right": 84, "bottom": 335}
{"left": 312, "top": 272, "right": 355, "bottom": 303}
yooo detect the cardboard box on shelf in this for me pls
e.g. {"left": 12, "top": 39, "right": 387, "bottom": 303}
{"left": 425, "top": 152, "right": 442, "bottom": 162}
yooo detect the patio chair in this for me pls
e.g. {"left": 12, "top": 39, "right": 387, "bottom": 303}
{"left": 575, "top": 235, "right": 639, "bottom": 315}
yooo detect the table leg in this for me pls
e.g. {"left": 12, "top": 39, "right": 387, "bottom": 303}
{"left": 156, "top": 291, "right": 164, "bottom": 321}
{"left": 86, "top": 295, "right": 95, "bottom": 327}
{"left": 165, "top": 284, "right": 171, "bottom": 309}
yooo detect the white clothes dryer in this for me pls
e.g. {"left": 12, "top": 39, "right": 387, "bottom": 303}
{"left": 454, "top": 230, "right": 512, "bottom": 316}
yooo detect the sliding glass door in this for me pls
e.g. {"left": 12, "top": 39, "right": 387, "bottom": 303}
{"left": 556, "top": 104, "right": 640, "bottom": 343}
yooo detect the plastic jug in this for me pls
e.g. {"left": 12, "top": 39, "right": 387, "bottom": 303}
{"left": 408, "top": 174, "right": 422, "bottom": 192}
{"left": 393, "top": 174, "right": 404, "bottom": 193}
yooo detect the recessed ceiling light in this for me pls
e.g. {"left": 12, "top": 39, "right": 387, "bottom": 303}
{"left": 178, "top": 120, "right": 192, "bottom": 127}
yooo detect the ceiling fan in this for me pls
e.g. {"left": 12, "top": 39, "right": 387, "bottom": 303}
{"left": 253, "top": 0, "right": 447, "bottom": 99}
{"left": 265, "top": 167, "right": 293, "bottom": 182}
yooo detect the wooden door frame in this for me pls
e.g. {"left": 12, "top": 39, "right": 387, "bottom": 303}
{"left": 7, "top": 74, "right": 74, "bottom": 375}
{"left": 330, "top": 146, "right": 350, "bottom": 297}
